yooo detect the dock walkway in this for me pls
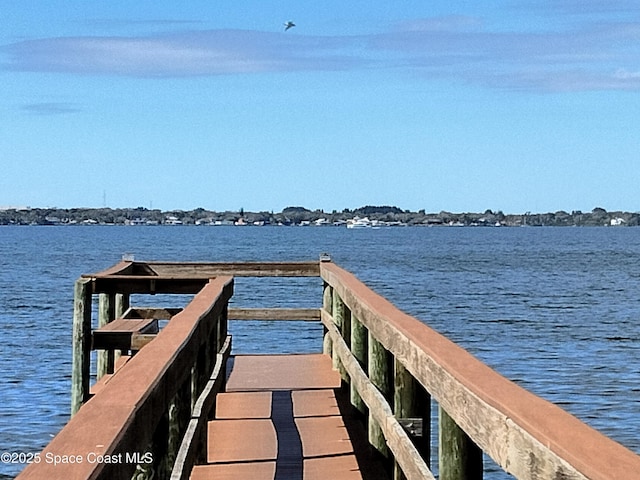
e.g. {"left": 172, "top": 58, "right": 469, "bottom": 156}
{"left": 192, "top": 354, "right": 378, "bottom": 480}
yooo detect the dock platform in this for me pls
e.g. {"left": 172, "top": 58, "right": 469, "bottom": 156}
{"left": 192, "top": 353, "right": 380, "bottom": 480}
{"left": 17, "top": 259, "right": 640, "bottom": 480}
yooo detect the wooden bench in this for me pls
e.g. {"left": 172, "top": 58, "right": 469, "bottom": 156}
{"left": 92, "top": 317, "right": 159, "bottom": 351}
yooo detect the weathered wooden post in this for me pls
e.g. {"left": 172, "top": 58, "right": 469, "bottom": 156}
{"left": 192, "top": 307, "right": 216, "bottom": 413}
{"left": 393, "top": 361, "right": 431, "bottom": 479}
{"left": 217, "top": 304, "right": 228, "bottom": 351}
{"left": 166, "top": 377, "right": 191, "bottom": 476}
{"left": 191, "top": 363, "right": 198, "bottom": 414}
{"left": 210, "top": 310, "right": 218, "bottom": 359}
{"left": 332, "top": 290, "right": 348, "bottom": 381}
{"left": 113, "top": 292, "right": 129, "bottom": 365}
{"left": 350, "top": 313, "right": 367, "bottom": 415}
{"left": 71, "top": 277, "right": 92, "bottom": 416}
{"left": 115, "top": 292, "right": 130, "bottom": 317}
{"left": 216, "top": 303, "right": 229, "bottom": 394}
{"left": 368, "top": 333, "right": 390, "bottom": 458}
{"left": 97, "top": 293, "right": 115, "bottom": 378}
{"left": 322, "top": 283, "right": 333, "bottom": 356}
{"left": 439, "top": 407, "right": 483, "bottom": 480}
{"left": 342, "top": 303, "right": 351, "bottom": 350}
{"left": 192, "top": 339, "right": 208, "bottom": 413}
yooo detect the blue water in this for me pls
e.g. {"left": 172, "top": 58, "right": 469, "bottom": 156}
{"left": 1, "top": 226, "right": 639, "bottom": 478}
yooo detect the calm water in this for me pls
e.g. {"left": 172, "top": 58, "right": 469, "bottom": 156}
{"left": 1, "top": 226, "right": 639, "bottom": 478}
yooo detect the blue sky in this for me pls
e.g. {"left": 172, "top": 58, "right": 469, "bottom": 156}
{"left": 2, "top": 1, "right": 639, "bottom": 213}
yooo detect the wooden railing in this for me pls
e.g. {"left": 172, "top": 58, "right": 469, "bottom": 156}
{"left": 18, "top": 276, "right": 233, "bottom": 480}
{"left": 18, "top": 260, "right": 320, "bottom": 480}
{"left": 319, "top": 261, "right": 640, "bottom": 480}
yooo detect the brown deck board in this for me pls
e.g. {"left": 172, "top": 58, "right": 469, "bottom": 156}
{"left": 215, "top": 389, "right": 341, "bottom": 420}
{"left": 191, "top": 354, "right": 387, "bottom": 480}
{"left": 292, "top": 389, "right": 340, "bottom": 418}
{"left": 207, "top": 419, "right": 277, "bottom": 462}
{"left": 191, "top": 462, "right": 276, "bottom": 480}
{"left": 215, "top": 391, "right": 272, "bottom": 419}
{"left": 225, "top": 353, "right": 341, "bottom": 391}
{"left": 296, "top": 416, "right": 354, "bottom": 458}
{"left": 304, "top": 455, "right": 362, "bottom": 480}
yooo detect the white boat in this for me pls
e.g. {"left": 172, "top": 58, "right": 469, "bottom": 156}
{"left": 346, "top": 217, "right": 372, "bottom": 228}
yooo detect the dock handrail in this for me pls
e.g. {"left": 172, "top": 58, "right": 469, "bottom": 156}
{"left": 320, "top": 261, "right": 640, "bottom": 480}
{"left": 18, "top": 276, "right": 233, "bottom": 480}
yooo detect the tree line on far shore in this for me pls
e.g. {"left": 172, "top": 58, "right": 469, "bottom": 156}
{"left": 0, "top": 205, "right": 638, "bottom": 227}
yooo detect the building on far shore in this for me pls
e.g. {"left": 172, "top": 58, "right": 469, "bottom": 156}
{"left": 0, "top": 206, "right": 30, "bottom": 211}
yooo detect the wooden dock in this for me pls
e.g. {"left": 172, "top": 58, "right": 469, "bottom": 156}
{"left": 17, "top": 258, "right": 640, "bottom": 480}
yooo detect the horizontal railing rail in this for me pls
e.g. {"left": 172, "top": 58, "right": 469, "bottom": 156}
{"left": 87, "top": 260, "right": 321, "bottom": 279}
{"left": 228, "top": 307, "right": 321, "bottom": 321}
{"left": 18, "top": 276, "right": 233, "bottom": 480}
{"left": 84, "top": 261, "right": 321, "bottom": 295}
{"left": 320, "top": 261, "right": 640, "bottom": 480}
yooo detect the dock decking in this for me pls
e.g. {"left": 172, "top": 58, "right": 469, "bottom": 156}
{"left": 192, "top": 353, "right": 375, "bottom": 480}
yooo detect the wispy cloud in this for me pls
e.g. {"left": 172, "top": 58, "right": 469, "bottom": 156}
{"left": 2, "top": 30, "right": 363, "bottom": 77}
{"left": 392, "top": 15, "right": 484, "bottom": 33}
{"left": 20, "top": 102, "right": 82, "bottom": 115}
{"left": 371, "top": 18, "right": 640, "bottom": 92}
{"left": 2, "top": 15, "right": 640, "bottom": 92}
{"left": 517, "top": 0, "right": 640, "bottom": 15}
{"left": 83, "top": 18, "right": 205, "bottom": 29}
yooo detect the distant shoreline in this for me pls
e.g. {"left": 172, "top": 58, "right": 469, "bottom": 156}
{"left": 0, "top": 206, "right": 637, "bottom": 227}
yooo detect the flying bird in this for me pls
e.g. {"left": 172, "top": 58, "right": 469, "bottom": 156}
{"left": 284, "top": 21, "right": 295, "bottom": 31}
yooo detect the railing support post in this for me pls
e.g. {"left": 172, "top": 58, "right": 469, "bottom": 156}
{"left": 113, "top": 293, "right": 129, "bottom": 365}
{"left": 218, "top": 304, "right": 228, "bottom": 351}
{"left": 394, "top": 361, "right": 431, "bottom": 479}
{"left": 439, "top": 406, "right": 483, "bottom": 480}
{"left": 97, "top": 293, "right": 115, "bottom": 378}
{"left": 71, "top": 278, "right": 92, "bottom": 416}
{"left": 217, "top": 306, "right": 228, "bottom": 394}
{"left": 166, "top": 377, "right": 191, "bottom": 475}
{"left": 350, "top": 314, "right": 367, "bottom": 415}
{"left": 368, "top": 333, "right": 390, "bottom": 458}
{"left": 332, "top": 290, "right": 348, "bottom": 381}
{"left": 115, "top": 292, "right": 130, "bottom": 317}
{"left": 322, "top": 283, "right": 333, "bottom": 356}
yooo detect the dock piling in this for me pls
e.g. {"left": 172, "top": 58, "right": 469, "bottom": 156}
{"left": 71, "top": 277, "right": 92, "bottom": 416}
{"left": 439, "top": 406, "right": 483, "bottom": 480}
{"left": 350, "top": 313, "right": 367, "bottom": 415}
{"left": 322, "top": 282, "right": 333, "bottom": 356}
{"left": 368, "top": 331, "right": 391, "bottom": 458}
{"left": 394, "top": 360, "right": 430, "bottom": 479}
{"left": 97, "top": 293, "right": 116, "bottom": 378}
